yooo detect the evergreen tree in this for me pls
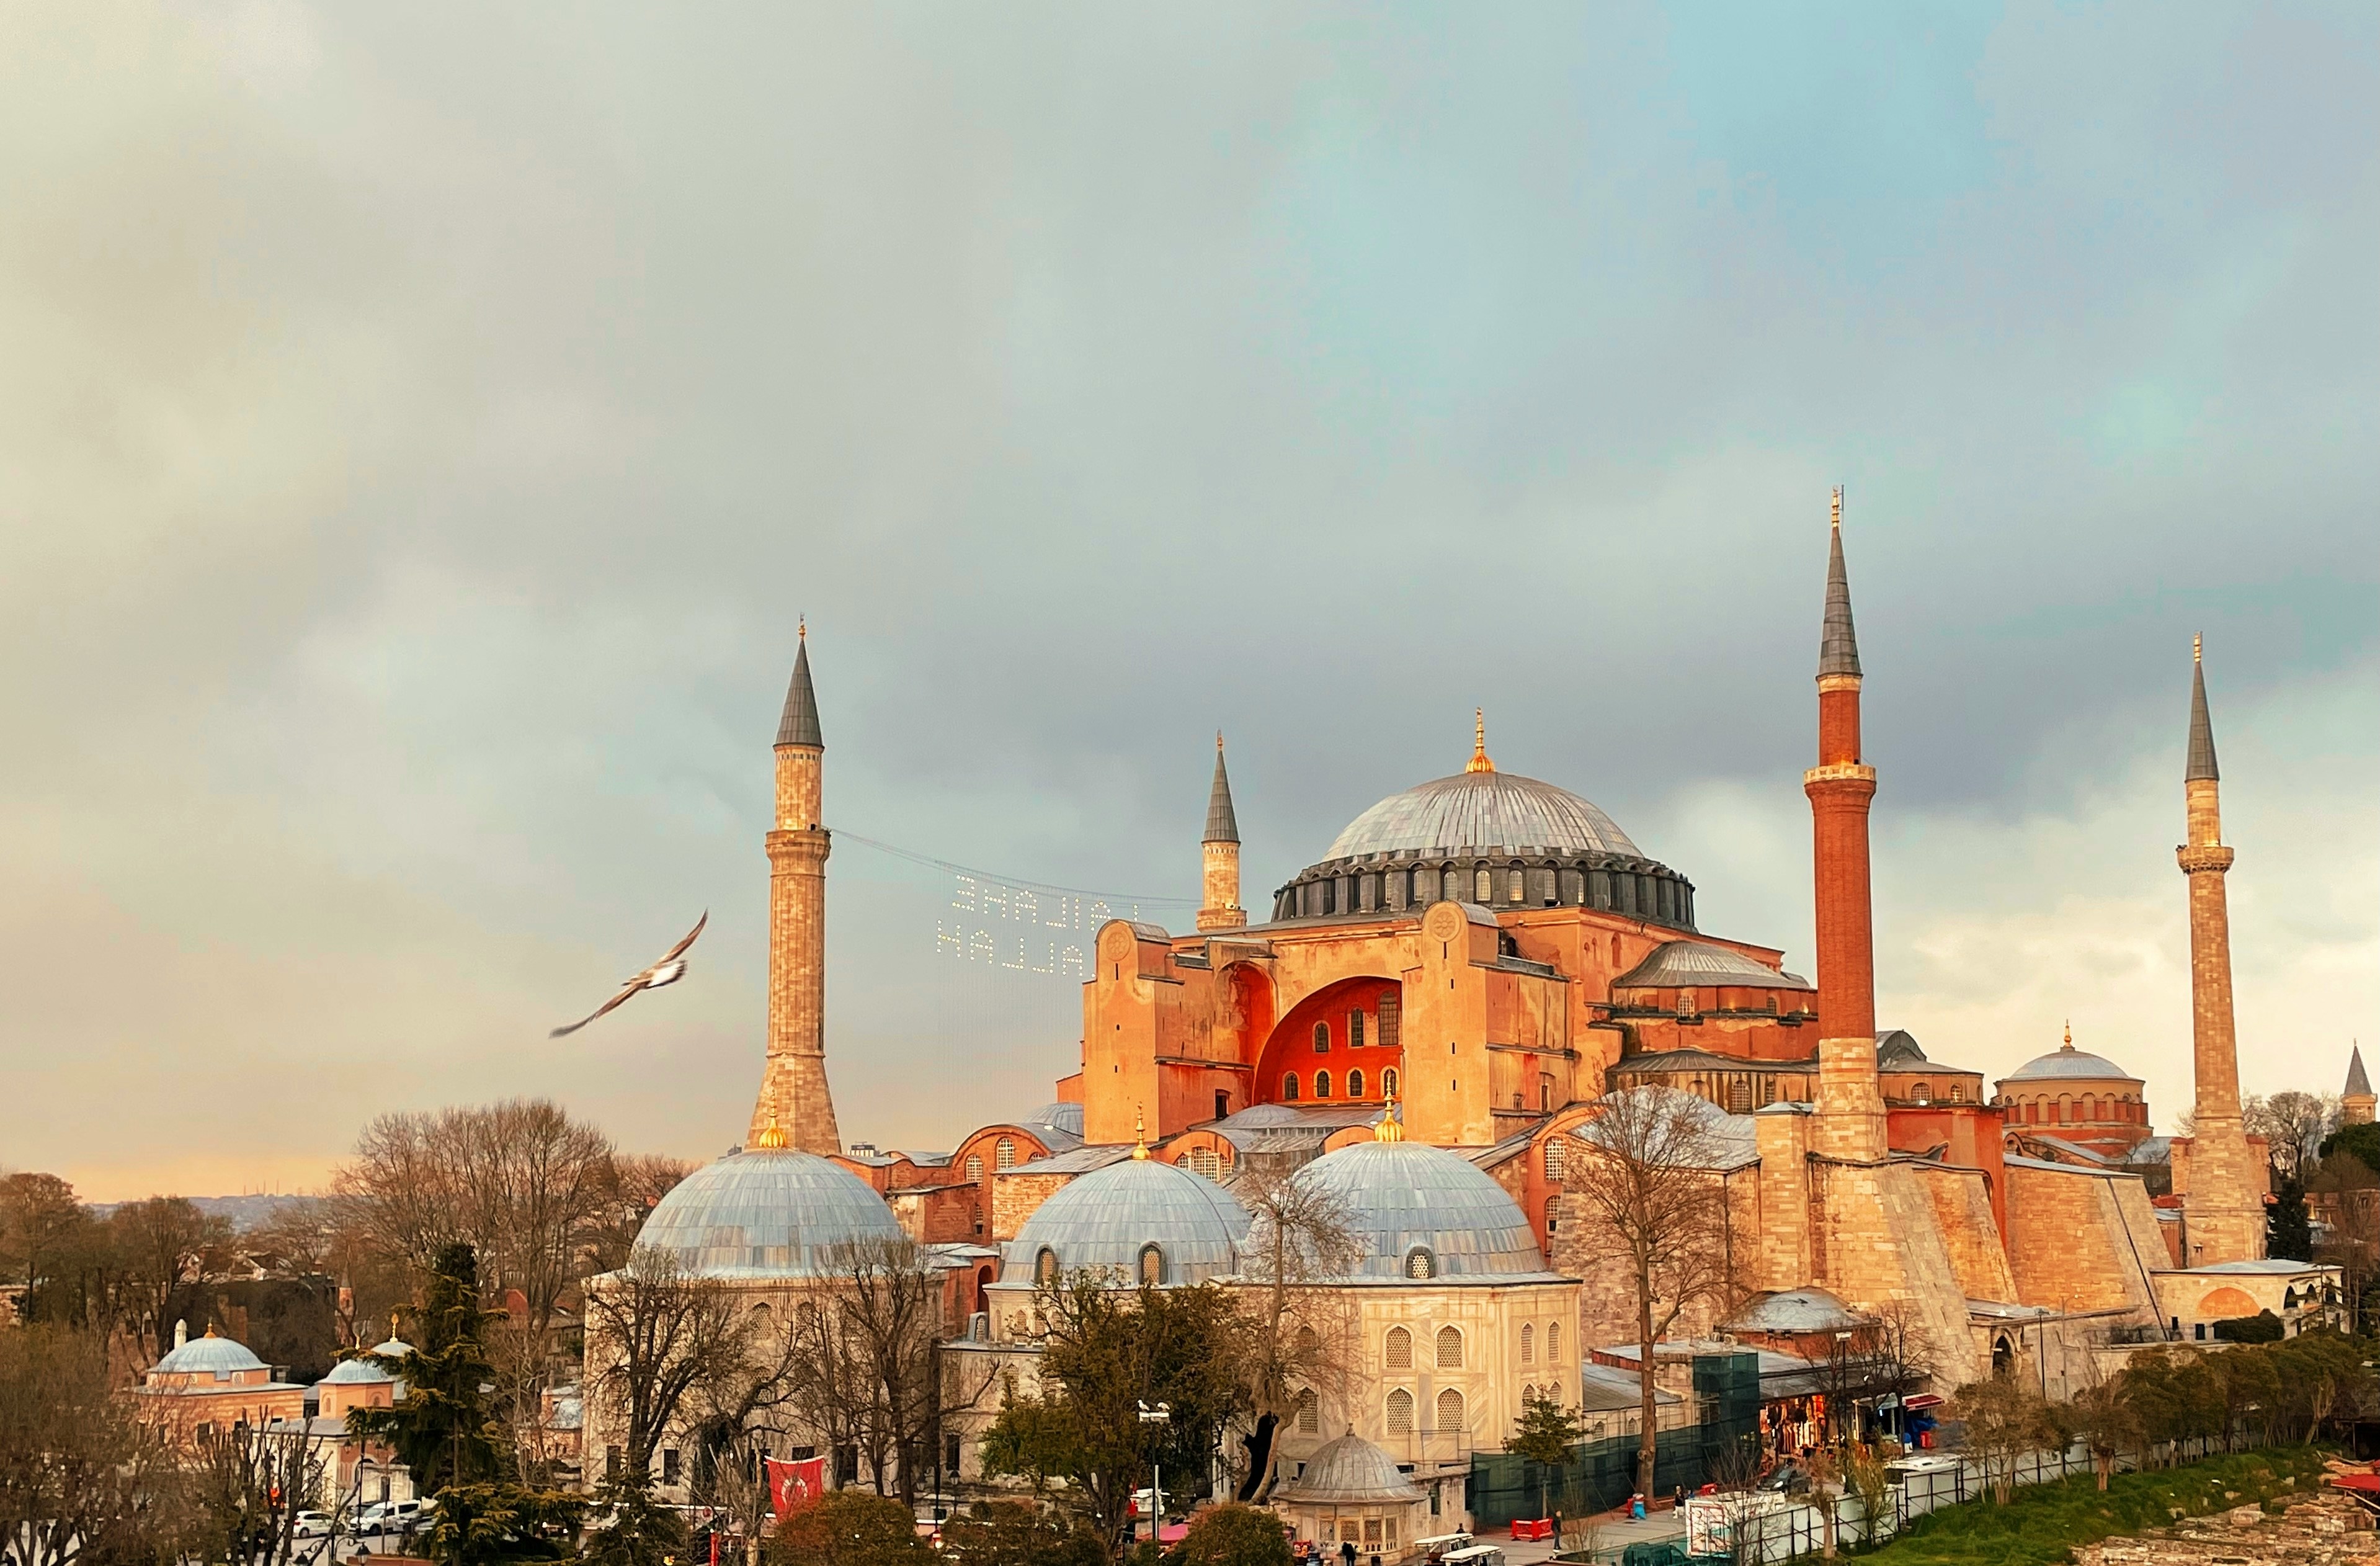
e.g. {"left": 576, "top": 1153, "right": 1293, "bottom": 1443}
{"left": 2268, "top": 1173, "right": 2313, "bottom": 1261}
{"left": 347, "top": 1240, "right": 506, "bottom": 1493}
{"left": 1509, "top": 1390, "right": 1586, "bottom": 1521}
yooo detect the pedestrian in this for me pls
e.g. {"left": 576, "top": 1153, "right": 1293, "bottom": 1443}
{"left": 1340, "top": 1538, "right": 1358, "bottom": 1565}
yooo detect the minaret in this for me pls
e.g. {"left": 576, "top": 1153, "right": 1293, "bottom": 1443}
{"left": 1196, "top": 733, "right": 1246, "bottom": 933}
{"left": 1807, "top": 488, "right": 1886, "bottom": 1161}
{"left": 749, "top": 624, "right": 843, "bottom": 1155}
{"left": 2177, "top": 637, "right": 2262, "bottom": 1260}
{"left": 2345, "top": 1045, "right": 2374, "bottom": 1126}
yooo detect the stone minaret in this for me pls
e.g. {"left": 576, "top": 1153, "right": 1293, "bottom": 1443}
{"left": 1807, "top": 488, "right": 1886, "bottom": 1162}
{"left": 749, "top": 627, "right": 842, "bottom": 1155}
{"left": 2344, "top": 1045, "right": 2374, "bottom": 1127}
{"left": 2177, "top": 637, "right": 2262, "bottom": 1261}
{"left": 1196, "top": 733, "right": 1246, "bottom": 932}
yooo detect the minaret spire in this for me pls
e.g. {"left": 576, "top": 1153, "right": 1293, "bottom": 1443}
{"left": 2175, "top": 638, "right": 2259, "bottom": 1260}
{"left": 752, "top": 630, "right": 842, "bottom": 1155}
{"left": 1196, "top": 732, "right": 1247, "bottom": 933}
{"left": 1819, "top": 486, "right": 1862, "bottom": 679}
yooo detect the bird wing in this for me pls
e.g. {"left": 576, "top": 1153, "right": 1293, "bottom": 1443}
{"left": 657, "top": 909, "right": 708, "bottom": 965}
{"left": 549, "top": 981, "right": 644, "bottom": 1039}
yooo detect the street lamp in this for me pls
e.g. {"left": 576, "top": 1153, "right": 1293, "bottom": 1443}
{"left": 1138, "top": 1401, "right": 1172, "bottom": 1546}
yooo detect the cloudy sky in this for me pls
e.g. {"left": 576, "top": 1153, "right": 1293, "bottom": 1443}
{"left": 4, "top": 2, "right": 2372, "bottom": 1202}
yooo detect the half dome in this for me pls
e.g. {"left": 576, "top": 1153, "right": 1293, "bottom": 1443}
{"left": 1326, "top": 771, "right": 1639, "bottom": 861}
{"left": 1286, "top": 1140, "right": 1558, "bottom": 1284}
{"left": 633, "top": 1147, "right": 905, "bottom": 1278}
{"left": 1001, "top": 1155, "right": 1250, "bottom": 1287}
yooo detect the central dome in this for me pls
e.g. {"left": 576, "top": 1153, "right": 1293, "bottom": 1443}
{"left": 1326, "top": 770, "right": 1639, "bottom": 861}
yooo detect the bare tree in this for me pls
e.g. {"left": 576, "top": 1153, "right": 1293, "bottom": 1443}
{"left": 582, "top": 1246, "right": 755, "bottom": 1492}
{"left": 108, "top": 1197, "right": 233, "bottom": 1362}
{"left": 2248, "top": 1092, "right": 2340, "bottom": 1180}
{"left": 586, "top": 1155, "right": 697, "bottom": 1276}
{"left": 1231, "top": 1164, "right": 1361, "bottom": 1502}
{"left": 0, "top": 1173, "right": 90, "bottom": 1313}
{"left": 189, "top": 1418, "right": 336, "bottom": 1566}
{"left": 0, "top": 1325, "right": 179, "bottom": 1566}
{"left": 1564, "top": 1088, "right": 1734, "bottom": 1495}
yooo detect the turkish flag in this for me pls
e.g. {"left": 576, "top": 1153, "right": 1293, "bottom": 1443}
{"left": 765, "top": 1456, "right": 826, "bottom": 1516}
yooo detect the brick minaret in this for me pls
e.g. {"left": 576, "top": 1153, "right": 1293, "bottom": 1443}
{"left": 749, "top": 626, "right": 842, "bottom": 1155}
{"left": 1196, "top": 733, "right": 1246, "bottom": 933}
{"left": 1807, "top": 488, "right": 1886, "bottom": 1161}
{"left": 2177, "top": 637, "right": 2262, "bottom": 1261}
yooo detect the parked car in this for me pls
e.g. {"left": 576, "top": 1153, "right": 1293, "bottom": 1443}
{"left": 354, "top": 1500, "right": 426, "bottom": 1536}
{"left": 1758, "top": 1461, "right": 1809, "bottom": 1494}
{"left": 292, "top": 1513, "right": 336, "bottom": 1539}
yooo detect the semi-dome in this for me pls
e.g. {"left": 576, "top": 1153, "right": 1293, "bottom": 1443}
{"left": 153, "top": 1330, "right": 266, "bottom": 1378}
{"left": 1002, "top": 1153, "right": 1250, "bottom": 1287}
{"left": 634, "top": 1147, "right": 906, "bottom": 1278}
{"left": 1326, "top": 770, "right": 1639, "bottom": 861}
{"left": 1286, "top": 1139, "right": 1559, "bottom": 1283}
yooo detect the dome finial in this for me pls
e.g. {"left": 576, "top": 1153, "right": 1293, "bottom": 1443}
{"left": 1375, "top": 1088, "right": 1404, "bottom": 1143}
{"left": 1131, "top": 1106, "right": 1150, "bottom": 1160}
{"left": 1466, "top": 709, "right": 1495, "bottom": 774}
{"left": 2062, "top": 1020, "right": 2072, "bottom": 1050}
{"left": 754, "top": 1114, "right": 789, "bottom": 1150}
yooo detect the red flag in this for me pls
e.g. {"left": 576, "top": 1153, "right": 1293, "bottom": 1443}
{"left": 764, "top": 1456, "right": 826, "bottom": 1516}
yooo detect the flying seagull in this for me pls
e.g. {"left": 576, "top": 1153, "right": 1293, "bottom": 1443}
{"left": 550, "top": 911, "right": 708, "bottom": 1039}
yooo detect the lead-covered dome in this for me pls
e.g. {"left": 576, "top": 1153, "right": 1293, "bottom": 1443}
{"left": 2002, "top": 1039, "right": 2139, "bottom": 1083}
{"left": 634, "top": 1148, "right": 905, "bottom": 1278}
{"left": 1001, "top": 1154, "right": 1250, "bottom": 1288}
{"left": 1327, "top": 771, "right": 1639, "bottom": 861}
{"left": 1286, "top": 1140, "right": 1560, "bottom": 1284}
{"left": 153, "top": 1330, "right": 266, "bottom": 1379}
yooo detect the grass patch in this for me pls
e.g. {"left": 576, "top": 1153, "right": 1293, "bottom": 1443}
{"left": 1854, "top": 1447, "right": 2335, "bottom": 1566}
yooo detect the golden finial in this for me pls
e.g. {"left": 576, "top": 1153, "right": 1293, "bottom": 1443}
{"left": 2193, "top": 632, "right": 2201, "bottom": 665}
{"left": 754, "top": 1114, "right": 789, "bottom": 1150}
{"left": 1465, "top": 709, "right": 1495, "bottom": 774}
{"left": 1131, "top": 1107, "right": 1150, "bottom": 1160}
{"left": 2062, "top": 1021, "right": 2073, "bottom": 1050}
{"left": 1216, "top": 730, "right": 1225, "bottom": 753}
{"left": 1375, "top": 1088, "right": 1404, "bottom": 1143}
{"left": 1831, "top": 486, "right": 1843, "bottom": 531}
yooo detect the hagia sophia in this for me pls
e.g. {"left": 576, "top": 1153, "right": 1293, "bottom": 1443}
{"left": 576, "top": 493, "right": 2347, "bottom": 1536}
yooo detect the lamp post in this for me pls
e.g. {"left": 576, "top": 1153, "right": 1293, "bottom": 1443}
{"left": 1138, "top": 1401, "right": 1172, "bottom": 1546}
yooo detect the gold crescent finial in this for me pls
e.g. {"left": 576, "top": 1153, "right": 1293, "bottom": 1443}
{"left": 1131, "top": 1107, "right": 1150, "bottom": 1160}
{"left": 798, "top": 615, "right": 807, "bottom": 641}
{"left": 754, "top": 1114, "right": 789, "bottom": 1150}
{"left": 1466, "top": 709, "right": 1495, "bottom": 774}
{"left": 1831, "top": 486, "right": 1843, "bottom": 531}
{"left": 2062, "top": 1020, "right": 2072, "bottom": 1049}
{"left": 1216, "top": 730, "right": 1224, "bottom": 753}
{"left": 1375, "top": 1087, "right": 1404, "bottom": 1143}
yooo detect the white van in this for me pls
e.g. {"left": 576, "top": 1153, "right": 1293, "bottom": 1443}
{"left": 354, "top": 1500, "right": 424, "bottom": 1535}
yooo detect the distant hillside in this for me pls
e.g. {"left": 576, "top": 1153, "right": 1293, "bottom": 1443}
{"left": 91, "top": 1194, "right": 325, "bottom": 1232}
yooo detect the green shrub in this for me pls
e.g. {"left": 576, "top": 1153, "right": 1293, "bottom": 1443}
{"left": 2213, "top": 1311, "right": 2285, "bottom": 1343}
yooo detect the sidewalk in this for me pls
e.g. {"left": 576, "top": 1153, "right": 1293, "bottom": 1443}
{"left": 1494, "top": 1505, "right": 1690, "bottom": 1564}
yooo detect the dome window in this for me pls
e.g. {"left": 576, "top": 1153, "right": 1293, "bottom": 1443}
{"left": 1405, "top": 1247, "right": 1436, "bottom": 1281}
{"left": 1386, "top": 1388, "right": 1414, "bottom": 1434}
{"left": 1035, "top": 1248, "right": 1059, "bottom": 1289}
{"left": 1384, "top": 1326, "right": 1412, "bottom": 1369}
{"left": 1139, "top": 1244, "right": 1167, "bottom": 1287}
{"left": 1509, "top": 869, "right": 1525, "bottom": 902}
{"left": 965, "top": 1155, "right": 983, "bottom": 1182}
{"left": 1435, "top": 1327, "right": 1463, "bottom": 1369}
{"left": 1187, "top": 1148, "right": 1220, "bottom": 1179}
{"left": 996, "top": 1139, "right": 1017, "bottom": 1171}
{"left": 1476, "top": 867, "right": 1494, "bottom": 903}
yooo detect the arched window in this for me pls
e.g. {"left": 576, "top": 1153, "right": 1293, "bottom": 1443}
{"left": 1912, "top": 1081, "right": 1932, "bottom": 1105}
{"left": 1386, "top": 1388, "right": 1414, "bottom": 1434}
{"left": 1188, "top": 1147, "right": 1220, "bottom": 1179}
{"left": 1314, "top": 1071, "right": 1332, "bottom": 1098}
{"left": 1406, "top": 1247, "right": 1435, "bottom": 1280}
{"left": 1547, "top": 1322, "right": 1561, "bottom": 1362}
{"left": 965, "top": 1154, "right": 983, "bottom": 1181}
{"left": 1727, "top": 1079, "right": 1753, "bottom": 1113}
{"left": 1295, "top": 1324, "right": 1320, "bottom": 1358}
{"left": 1544, "top": 1194, "right": 1560, "bottom": 1235}
{"left": 1383, "top": 1068, "right": 1399, "bottom": 1100}
{"left": 1435, "top": 1387, "right": 1464, "bottom": 1434}
{"left": 1295, "top": 1389, "right": 1318, "bottom": 1433}
{"left": 1282, "top": 1074, "right": 1300, "bottom": 1101}
{"left": 1435, "top": 1325, "right": 1463, "bottom": 1369}
{"left": 1544, "top": 1138, "right": 1566, "bottom": 1181}
{"left": 1475, "top": 867, "right": 1494, "bottom": 903}
{"left": 1348, "top": 1069, "right": 1365, "bottom": 1099}
{"left": 1313, "top": 1022, "right": 1330, "bottom": 1053}
{"left": 1509, "top": 869, "right": 1525, "bottom": 902}
{"left": 1521, "top": 1325, "right": 1535, "bottom": 1364}
{"left": 1610, "top": 933, "right": 1622, "bottom": 966}
{"left": 1950, "top": 1083, "right": 1964, "bottom": 1103}
{"left": 1350, "top": 1012, "right": 1366, "bottom": 1048}
{"left": 1385, "top": 1327, "right": 1412, "bottom": 1369}
{"left": 996, "top": 1138, "right": 1017, "bottom": 1171}
{"left": 1139, "top": 1244, "right": 1166, "bottom": 1287}
{"left": 1035, "top": 1248, "right": 1058, "bottom": 1288}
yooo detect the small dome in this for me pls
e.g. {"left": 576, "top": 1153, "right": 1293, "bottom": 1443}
{"left": 635, "top": 1148, "right": 905, "bottom": 1277}
{"left": 1275, "top": 1432, "right": 1425, "bottom": 1504}
{"left": 2002, "top": 1044, "right": 2137, "bottom": 1083}
{"left": 318, "top": 1356, "right": 393, "bottom": 1386}
{"left": 1288, "top": 1140, "right": 1556, "bottom": 1282}
{"left": 1326, "top": 771, "right": 1638, "bottom": 861}
{"left": 1613, "top": 941, "right": 1810, "bottom": 991}
{"left": 153, "top": 1330, "right": 265, "bottom": 1378}
{"left": 1002, "top": 1156, "right": 1250, "bottom": 1286}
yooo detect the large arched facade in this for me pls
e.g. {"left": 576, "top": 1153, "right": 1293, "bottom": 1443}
{"left": 1253, "top": 975, "right": 1404, "bottom": 1109}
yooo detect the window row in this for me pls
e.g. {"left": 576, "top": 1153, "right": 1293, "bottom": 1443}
{"left": 1279, "top": 863, "right": 1693, "bottom": 925}
{"left": 1313, "top": 1004, "right": 1397, "bottom": 1052}
{"left": 961, "top": 1137, "right": 1023, "bottom": 1182}
{"left": 2002, "top": 1095, "right": 2147, "bottom": 1126}
{"left": 1295, "top": 1385, "right": 1469, "bottom": 1439}
{"left": 1280, "top": 1067, "right": 1398, "bottom": 1103}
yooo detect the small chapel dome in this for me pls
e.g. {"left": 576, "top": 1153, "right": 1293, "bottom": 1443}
{"left": 152, "top": 1329, "right": 266, "bottom": 1379}
{"left": 633, "top": 1147, "right": 905, "bottom": 1278}
{"left": 2001, "top": 1035, "right": 2139, "bottom": 1083}
{"left": 1274, "top": 1431, "right": 1427, "bottom": 1504}
{"left": 1286, "top": 1139, "right": 1559, "bottom": 1283}
{"left": 1002, "top": 1154, "right": 1250, "bottom": 1288}
{"left": 318, "top": 1356, "right": 394, "bottom": 1386}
